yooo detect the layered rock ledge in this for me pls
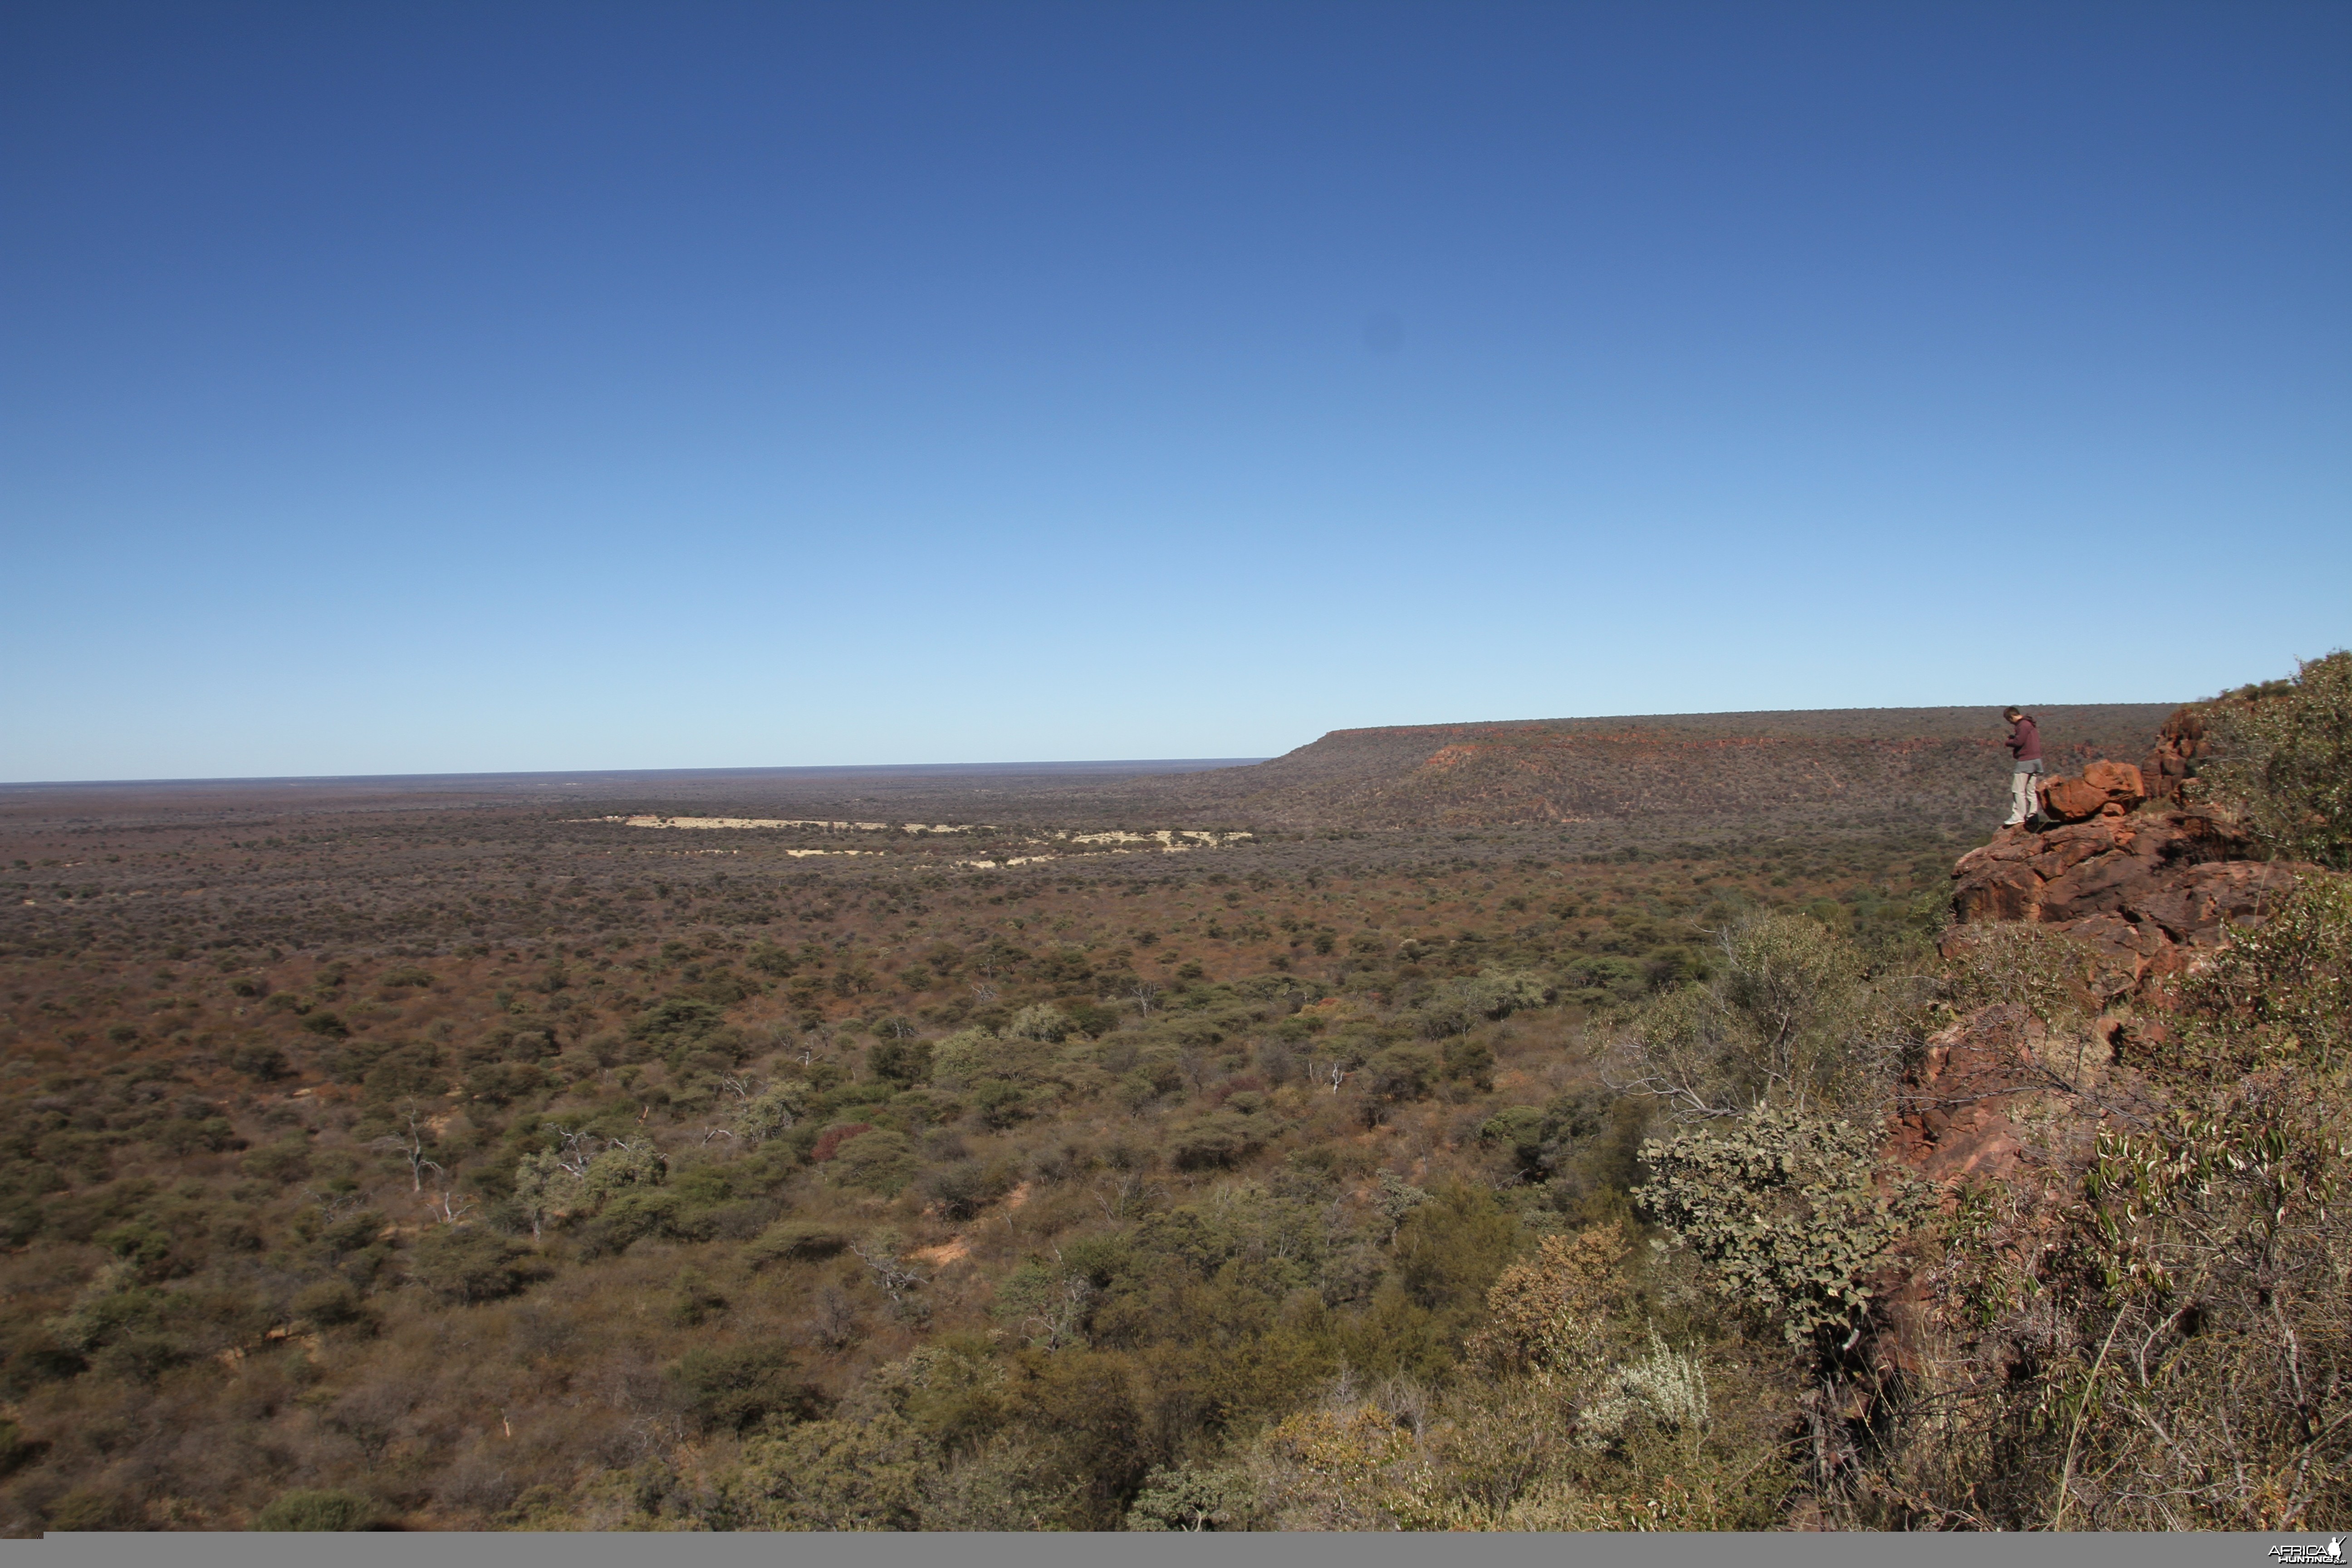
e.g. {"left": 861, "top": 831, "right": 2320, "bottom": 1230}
{"left": 1946, "top": 768, "right": 2304, "bottom": 985}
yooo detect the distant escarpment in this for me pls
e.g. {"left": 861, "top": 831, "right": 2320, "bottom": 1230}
{"left": 1158, "top": 704, "right": 2177, "bottom": 835}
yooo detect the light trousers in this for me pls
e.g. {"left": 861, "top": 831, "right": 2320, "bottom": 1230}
{"left": 2008, "top": 763, "right": 2043, "bottom": 826}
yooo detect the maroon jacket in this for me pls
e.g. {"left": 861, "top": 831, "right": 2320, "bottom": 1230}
{"left": 2007, "top": 715, "right": 2042, "bottom": 763}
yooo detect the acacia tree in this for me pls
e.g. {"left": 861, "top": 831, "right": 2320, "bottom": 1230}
{"left": 369, "top": 1103, "right": 441, "bottom": 1193}
{"left": 511, "top": 1130, "right": 664, "bottom": 1241}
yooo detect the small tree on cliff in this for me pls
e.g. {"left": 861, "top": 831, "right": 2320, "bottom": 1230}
{"left": 2205, "top": 649, "right": 2352, "bottom": 870}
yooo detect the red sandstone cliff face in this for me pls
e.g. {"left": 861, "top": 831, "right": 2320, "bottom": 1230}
{"left": 1898, "top": 771, "right": 2302, "bottom": 1193}
{"left": 1860, "top": 766, "right": 2304, "bottom": 1374}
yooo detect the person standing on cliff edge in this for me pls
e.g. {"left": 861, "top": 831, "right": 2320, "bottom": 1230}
{"left": 2002, "top": 707, "right": 2043, "bottom": 828}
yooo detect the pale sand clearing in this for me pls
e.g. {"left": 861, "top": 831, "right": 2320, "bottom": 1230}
{"left": 595, "top": 815, "right": 988, "bottom": 833}
{"left": 599, "top": 813, "right": 1252, "bottom": 870}
{"left": 597, "top": 815, "right": 1249, "bottom": 846}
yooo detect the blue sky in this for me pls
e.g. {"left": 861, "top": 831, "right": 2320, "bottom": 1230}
{"left": 5, "top": 1, "right": 2346, "bottom": 781}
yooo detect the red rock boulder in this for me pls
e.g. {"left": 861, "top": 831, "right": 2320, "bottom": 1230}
{"left": 1951, "top": 828, "right": 2045, "bottom": 922}
{"left": 2081, "top": 759, "right": 2145, "bottom": 805}
{"left": 2037, "top": 759, "right": 2147, "bottom": 823}
{"left": 2122, "top": 859, "right": 2305, "bottom": 944}
{"left": 2038, "top": 855, "right": 2157, "bottom": 924}
{"left": 2038, "top": 776, "right": 2109, "bottom": 822}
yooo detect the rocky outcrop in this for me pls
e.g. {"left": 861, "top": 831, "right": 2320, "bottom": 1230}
{"left": 1947, "top": 804, "right": 2305, "bottom": 986}
{"left": 1870, "top": 732, "right": 2314, "bottom": 1446}
{"left": 2136, "top": 681, "right": 2295, "bottom": 806}
{"left": 2139, "top": 706, "right": 2213, "bottom": 804}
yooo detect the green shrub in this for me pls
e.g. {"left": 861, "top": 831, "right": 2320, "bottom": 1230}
{"left": 2167, "top": 870, "right": 2352, "bottom": 1080}
{"left": 292, "top": 1276, "right": 370, "bottom": 1328}
{"left": 358, "top": 1042, "right": 440, "bottom": 1099}
{"left": 928, "top": 1027, "right": 999, "bottom": 1088}
{"left": 630, "top": 996, "right": 730, "bottom": 1054}
{"left": 47, "top": 1490, "right": 132, "bottom": 1530}
{"left": 1940, "top": 921, "right": 2104, "bottom": 1021}
{"left": 970, "top": 1079, "right": 1034, "bottom": 1129}
{"left": 1416, "top": 970, "right": 1553, "bottom": 1036}
{"left": 746, "top": 944, "right": 798, "bottom": 978}
{"left": 827, "top": 1130, "right": 919, "bottom": 1196}
{"left": 2044, "top": 1058, "right": 2352, "bottom": 1528}
{"left": 1126, "top": 1463, "right": 1258, "bottom": 1530}
{"left": 1441, "top": 1035, "right": 1494, "bottom": 1089}
{"left": 0, "top": 1418, "right": 44, "bottom": 1480}
{"left": 1006, "top": 1003, "right": 1070, "bottom": 1043}
{"left": 868, "top": 1037, "right": 933, "bottom": 1086}
{"left": 919, "top": 1159, "right": 1005, "bottom": 1219}
{"left": 1169, "top": 1112, "right": 1267, "bottom": 1170}
{"left": 577, "top": 1189, "right": 691, "bottom": 1257}
{"left": 668, "top": 1343, "right": 826, "bottom": 1436}
{"left": 581, "top": 1139, "right": 668, "bottom": 1200}
{"left": 716, "top": 1410, "right": 932, "bottom": 1529}
{"left": 1064, "top": 1001, "right": 1121, "bottom": 1039}
{"left": 743, "top": 1220, "right": 849, "bottom": 1268}
{"left": 253, "top": 1488, "right": 374, "bottom": 1531}
{"left": 2204, "top": 650, "right": 2352, "bottom": 869}
{"left": 1391, "top": 1183, "right": 1525, "bottom": 1318}
{"left": 227, "top": 1041, "right": 289, "bottom": 1080}
{"left": 1365, "top": 1045, "right": 1440, "bottom": 1109}
{"left": 84, "top": 1328, "right": 193, "bottom": 1388}
{"left": 407, "top": 1227, "right": 538, "bottom": 1305}
{"left": 1618, "top": 913, "right": 1890, "bottom": 1119}
{"left": 465, "top": 1060, "right": 547, "bottom": 1105}
{"left": 732, "top": 1080, "right": 808, "bottom": 1145}
{"left": 1479, "top": 1105, "right": 1550, "bottom": 1177}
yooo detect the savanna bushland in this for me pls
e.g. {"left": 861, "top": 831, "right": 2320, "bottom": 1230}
{"left": 0, "top": 680, "right": 2343, "bottom": 1533}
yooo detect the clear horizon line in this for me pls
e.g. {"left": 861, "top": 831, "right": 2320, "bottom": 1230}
{"left": 0, "top": 758, "right": 1278, "bottom": 792}
{"left": 0, "top": 697, "right": 2196, "bottom": 791}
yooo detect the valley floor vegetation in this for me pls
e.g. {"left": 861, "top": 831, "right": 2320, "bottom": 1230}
{"left": 0, "top": 678, "right": 2343, "bottom": 1533}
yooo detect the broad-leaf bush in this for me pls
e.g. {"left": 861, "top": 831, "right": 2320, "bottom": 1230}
{"left": 1640, "top": 1106, "right": 1933, "bottom": 1353}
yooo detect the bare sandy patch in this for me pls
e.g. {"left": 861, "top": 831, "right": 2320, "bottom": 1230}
{"left": 910, "top": 1236, "right": 972, "bottom": 1267}
{"left": 596, "top": 814, "right": 984, "bottom": 833}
